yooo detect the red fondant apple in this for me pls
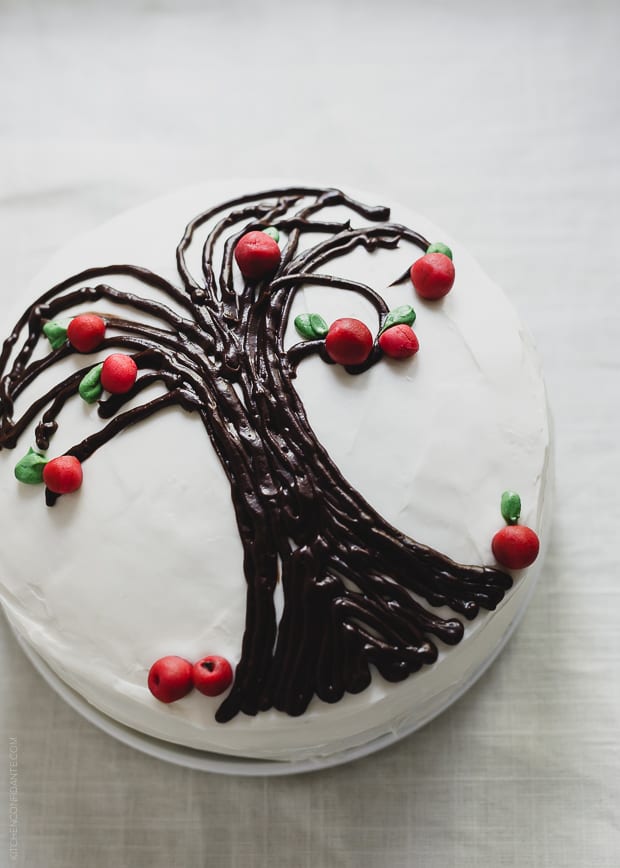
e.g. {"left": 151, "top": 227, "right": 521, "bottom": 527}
{"left": 410, "top": 253, "right": 455, "bottom": 300}
{"left": 42, "top": 455, "right": 83, "bottom": 494}
{"left": 101, "top": 354, "right": 138, "bottom": 394}
{"left": 148, "top": 656, "right": 194, "bottom": 703}
{"left": 325, "top": 318, "right": 373, "bottom": 366}
{"left": 492, "top": 525, "right": 539, "bottom": 570}
{"left": 234, "top": 231, "right": 281, "bottom": 280}
{"left": 378, "top": 324, "right": 420, "bottom": 359}
{"left": 192, "top": 655, "right": 233, "bottom": 697}
{"left": 67, "top": 314, "right": 106, "bottom": 353}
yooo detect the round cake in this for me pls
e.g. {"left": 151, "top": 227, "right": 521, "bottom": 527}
{"left": 0, "top": 182, "right": 551, "bottom": 764}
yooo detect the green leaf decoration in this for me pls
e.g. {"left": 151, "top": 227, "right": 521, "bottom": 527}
{"left": 14, "top": 448, "right": 48, "bottom": 485}
{"left": 426, "top": 241, "right": 453, "bottom": 260}
{"left": 42, "top": 321, "right": 68, "bottom": 350}
{"left": 294, "top": 313, "right": 329, "bottom": 340}
{"left": 379, "top": 304, "right": 416, "bottom": 336}
{"left": 309, "top": 313, "right": 329, "bottom": 338}
{"left": 501, "top": 490, "right": 522, "bottom": 525}
{"left": 263, "top": 226, "right": 280, "bottom": 243}
{"left": 79, "top": 363, "right": 104, "bottom": 404}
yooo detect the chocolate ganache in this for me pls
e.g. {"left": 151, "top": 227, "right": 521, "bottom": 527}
{"left": 0, "top": 186, "right": 511, "bottom": 722}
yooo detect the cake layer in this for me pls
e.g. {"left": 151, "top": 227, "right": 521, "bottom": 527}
{"left": 0, "top": 182, "right": 551, "bottom": 760}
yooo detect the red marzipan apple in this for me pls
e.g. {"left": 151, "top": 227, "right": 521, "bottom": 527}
{"left": 148, "top": 656, "right": 194, "bottom": 703}
{"left": 325, "top": 318, "right": 373, "bottom": 366}
{"left": 410, "top": 252, "right": 455, "bottom": 300}
{"left": 378, "top": 324, "right": 419, "bottom": 359}
{"left": 100, "top": 354, "right": 138, "bottom": 394}
{"left": 192, "top": 655, "right": 233, "bottom": 697}
{"left": 67, "top": 314, "right": 106, "bottom": 353}
{"left": 492, "top": 525, "right": 540, "bottom": 570}
{"left": 42, "top": 455, "right": 83, "bottom": 494}
{"left": 234, "top": 231, "right": 281, "bottom": 280}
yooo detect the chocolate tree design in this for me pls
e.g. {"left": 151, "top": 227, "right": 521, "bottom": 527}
{"left": 0, "top": 187, "right": 511, "bottom": 721}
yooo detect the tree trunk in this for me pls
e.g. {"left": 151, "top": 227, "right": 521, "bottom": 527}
{"left": 199, "top": 305, "right": 511, "bottom": 722}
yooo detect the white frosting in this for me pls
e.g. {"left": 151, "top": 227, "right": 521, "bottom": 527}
{"left": 0, "top": 182, "right": 551, "bottom": 761}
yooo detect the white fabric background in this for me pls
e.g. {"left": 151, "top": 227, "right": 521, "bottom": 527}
{"left": 0, "top": 0, "right": 618, "bottom": 865}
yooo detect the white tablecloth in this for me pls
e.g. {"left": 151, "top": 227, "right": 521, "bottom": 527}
{"left": 1, "top": 1, "right": 618, "bottom": 865}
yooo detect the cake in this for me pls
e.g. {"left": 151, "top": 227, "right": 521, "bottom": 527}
{"left": 0, "top": 182, "right": 551, "bottom": 763}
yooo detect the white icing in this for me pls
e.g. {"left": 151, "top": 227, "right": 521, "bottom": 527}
{"left": 0, "top": 182, "right": 551, "bottom": 761}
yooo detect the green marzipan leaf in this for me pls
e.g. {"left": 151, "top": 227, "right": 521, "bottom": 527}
{"left": 14, "top": 448, "right": 48, "bottom": 485}
{"left": 263, "top": 226, "right": 280, "bottom": 243}
{"left": 308, "top": 313, "right": 328, "bottom": 338}
{"left": 379, "top": 304, "right": 416, "bottom": 335}
{"left": 426, "top": 241, "right": 453, "bottom": 260}
{"left": 501, "top": 490, "right": 522, "bottom": 525}
{"left": 42, "top": 321, "right": 68, "bottom": 350}
{"left": 79, "top": 363, "right": 104, "bottom": 404}
{"left": 294, "top": 313, "right": 328, "bottom": 340}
